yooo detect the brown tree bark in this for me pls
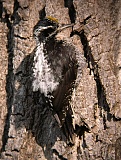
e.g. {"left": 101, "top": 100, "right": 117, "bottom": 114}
{"left": 0, "top": 0, "right": 121, "bottom": 159}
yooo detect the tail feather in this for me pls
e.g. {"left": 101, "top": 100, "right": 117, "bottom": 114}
{"left": 62, "top": 113, "right": 75, "bottom": 145}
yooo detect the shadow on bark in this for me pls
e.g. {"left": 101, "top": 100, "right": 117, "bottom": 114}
{"left": 14, "top": 53, "right": 67, "bottom": 160}
{"left": 0, "top": 9, "right": 14, "bottom": 155}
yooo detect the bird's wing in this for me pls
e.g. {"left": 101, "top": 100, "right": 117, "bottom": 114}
{"left": 44, "top": 40, "right": 79, "bottom": 143}
{"left": 52, "top": 59, "right": 78, "bottom": 114}
{"left": 52, "top": 54, "right": 78, "bottom": 143}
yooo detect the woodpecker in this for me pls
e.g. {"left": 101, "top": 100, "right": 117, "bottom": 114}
{"left": 32, "top": 16, "right": 85, "bottom": 144}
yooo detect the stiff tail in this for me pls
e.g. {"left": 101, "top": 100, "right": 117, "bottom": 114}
{"left": 62, "top": 113, "right": 75, "bottom": 145}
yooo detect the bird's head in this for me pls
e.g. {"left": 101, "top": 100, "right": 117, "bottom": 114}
{"left": 33, "top": 16, "right": 59, "bottom": 42}
{"left": 33, "top": 16, "right": 74, "bottom": 42}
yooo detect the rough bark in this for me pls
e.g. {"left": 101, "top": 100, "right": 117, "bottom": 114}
{"left": 0, "top": 0, "right": 121, "bottom": 159}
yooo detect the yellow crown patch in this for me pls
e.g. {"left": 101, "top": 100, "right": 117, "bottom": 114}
{"left": 46, "top": 16, "right": 59, "bottom": 24}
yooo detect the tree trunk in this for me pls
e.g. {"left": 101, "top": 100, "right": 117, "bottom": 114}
{"left": 0, "top": 0, "right": 121, "bottom": 159}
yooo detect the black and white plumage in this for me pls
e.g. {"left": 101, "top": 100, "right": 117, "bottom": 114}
{"left": 32, "top": 17, "right": 84, "bottom": 144}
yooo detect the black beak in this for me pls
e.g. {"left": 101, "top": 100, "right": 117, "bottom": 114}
{"left": 46, "top": 23, "right": 74, "bottom": 40}
{"left": 57, "top": 23, "right": 74, "bottom": 32}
